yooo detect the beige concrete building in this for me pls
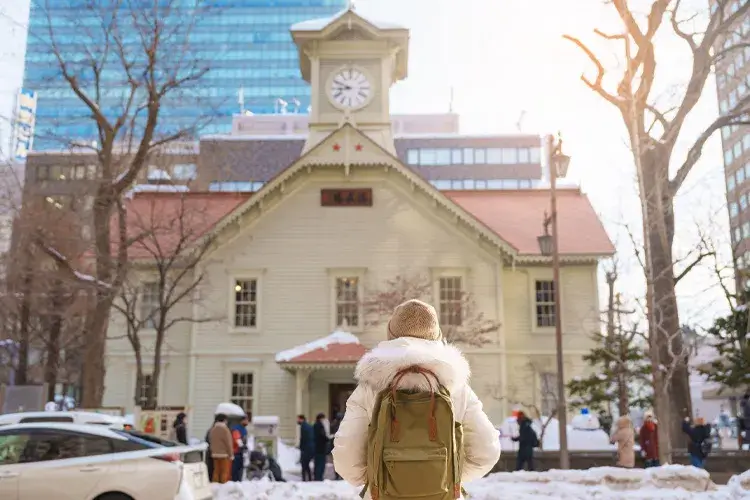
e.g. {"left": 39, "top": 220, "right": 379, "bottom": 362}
{"left": 102, "top": 7, "right": 614, "bottom": 438}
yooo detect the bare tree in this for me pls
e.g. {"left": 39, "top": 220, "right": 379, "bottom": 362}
{"left": 362, "top": 273, "right": 500, "bottom": 346}
{"left": 28, "top": 0, "right": 213, "bottom": 406}
{"left": 564, "top": 1, "right": 749, "bottom": 452}
{"left": 112, "top": 191, "right": 216, "bottom": 409}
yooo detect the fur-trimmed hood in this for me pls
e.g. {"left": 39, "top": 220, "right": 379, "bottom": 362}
{"left": 354, "top": 337, "right": 471, "bottom": 393}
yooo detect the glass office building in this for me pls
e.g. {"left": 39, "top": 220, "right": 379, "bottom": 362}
{"left": 23, "top": 0, "right": 347, "bottom": 149}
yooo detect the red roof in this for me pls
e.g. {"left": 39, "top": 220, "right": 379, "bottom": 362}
{"left": 445, "top": 189, "right": 615, "bottom": 256}
{"left": 116, "top": 187, "right": 612, "bottom": 260}
{"left": 118, "top": 191, "right": 250, "bottom": 260}
{"left": 279, "top": 343, "right": 368, "bottom": 364}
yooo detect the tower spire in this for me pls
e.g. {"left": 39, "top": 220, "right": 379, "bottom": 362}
{"left": 348, "top": 0, "right": 356, "bottom": 11}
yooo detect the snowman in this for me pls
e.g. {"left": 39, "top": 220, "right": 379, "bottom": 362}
{"left": 571, "top": 408, "right": 601, "bottom": 431}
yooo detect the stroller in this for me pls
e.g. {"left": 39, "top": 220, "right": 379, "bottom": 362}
{"left": 245, "top": 447, "right": 286, "bottom": 482}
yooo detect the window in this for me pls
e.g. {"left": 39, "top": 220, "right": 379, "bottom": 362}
{"left": 438, "top": 277, "right": 463, "bottom": 326}
{"left": 475, "top": 148, "right": 486, "bottom": 164}
{"left": 735, "top": 141, "right": 743, "bottom": 159}
{"left": 518, "top": 148, "right": 530, "bottom": 163}
{"left": 735, "top": 227, "right": 742, "bottom": 243}
{"left": 435, "top": 149, "right": 451, "bottom": 165}
{"left": 230, "top": 372, "right": 254, "bottom": 416}
{"left": 738, "top": 167, "right": 746, "bottom": 184}
{"left": 741, "top": 194, "right": 748, "bottom": 211}
{"left": 486, "top": 148, "right": 503, "bottom": 164}
{"left": 0, "top": 432, "right": 31, "bottom": 465}
{"left": 23, "top": 432, "right": 85, "bottom": 462}
{"left": 743, "top": 222, "right": 750, "bottom": 239}
{"left": 335, "top": 277, "right": 360, "bottom": 328}
{"left": 502, "top": 148, "right": 518, "bottom": 164}
{"left": 234, "top": 279, "right": 258, "bottom": 328}
{"left": 140, "top": 282, "right": 159, "bottom": 329}
{"left": 451, "top": 149, "right": 462, "bottom": 164}
{"left": 731, "top": 202, "right": 739, "bottom": 217}
{"left": 529, "top": 147, "right": 542, "bottom": 163}
{"left": 173, "top": 163, "right": 197, "bottom": 180}
{"left": 407, "top": 149, "right": 419, "bottom": 165}
{"left": 540, "top": 372, "right": 558, "bottom": 417}
{"left": 726, "top": 149, "right": 735, "bottom": 165}
{"left": 137, "top": 373, "right": 157, "bottom": 408}
{"left": 420, "top": 149, "right": 437, "bottom": 166}
{"left": 462, "top": 148, "right": 474, "bottom": 164}
{"left": 535, "top": 280, "right": 556, "bottom": 328}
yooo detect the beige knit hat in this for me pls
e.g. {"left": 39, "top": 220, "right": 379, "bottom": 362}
{"left": 387, "top": 299, "right": 442, "bottom": 342}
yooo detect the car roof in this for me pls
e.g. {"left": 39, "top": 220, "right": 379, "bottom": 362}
{"left": 0, "top": 411, "right": 121, "bottom": 423}
{"left": 0, "top": 422, "right": 129, "bottom": 440}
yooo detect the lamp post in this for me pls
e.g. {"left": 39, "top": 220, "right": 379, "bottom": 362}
{"left": 537, "top": 133, "right": 571, "bottom": 469}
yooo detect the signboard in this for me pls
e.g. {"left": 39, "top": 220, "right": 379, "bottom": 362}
{"left": 13, "top": 89, "right": 37, "bottom": 162}
{"left": 133, "top": 406, "right": 186, "bottom": 440}
{"left": 321, "top": 188, "right": 373, "bottom": 207}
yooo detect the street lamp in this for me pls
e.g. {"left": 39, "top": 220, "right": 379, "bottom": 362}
{"left": 538, "top": 133, "right": 571, "bottom": 469}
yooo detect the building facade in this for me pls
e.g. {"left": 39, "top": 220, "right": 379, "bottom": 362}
{"left": 101, "top": 7, "right": 614, "bottom": 439}
{"left": 23, "top": 0, "right": 347, "bottom": 148}
{"left": 713, "top": 1, "right": 750, "bottom": 284}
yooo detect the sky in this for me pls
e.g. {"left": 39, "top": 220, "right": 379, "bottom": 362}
{"left": 0, "top": 0, "right": 733, "bottom": 328}
{"left": 0, "top": 0, "right": 30, "bottom": 161}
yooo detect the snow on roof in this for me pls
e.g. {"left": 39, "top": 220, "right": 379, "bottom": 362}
{"left": 129, "top": 183, "right": 189, "bottom": 194}
{"left": 275, "top": 330, "right": 360, "bottom": 363}
{"left": 252, "top": 416, "right": 280, "bottom": 425}
{"left": 291, "top": 8, "right": 404, "bottom": 32}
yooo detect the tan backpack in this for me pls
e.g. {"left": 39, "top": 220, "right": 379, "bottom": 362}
{"left": 362, "top": 366, "right": 463, "bottom": 500}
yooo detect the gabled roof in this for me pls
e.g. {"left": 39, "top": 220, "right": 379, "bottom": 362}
{"left": 276, "top": 331, "right": 367, "bottom": 366}
{"left": 290, "top": 8, "right": 405, "bottom": 32}
{"left": 444, "top": 190, "right": 615, "bottom": 257}
{"left": 122, "top": 125, "right": 613, "bottom": 263}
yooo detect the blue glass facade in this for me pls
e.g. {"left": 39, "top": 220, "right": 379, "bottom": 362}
{"left": 23, "top": 0, "right": 347, "bottom": 149}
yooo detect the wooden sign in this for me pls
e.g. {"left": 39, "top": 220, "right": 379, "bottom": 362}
{"left": 321, "top": 188, "right": 373, "bottom": 207}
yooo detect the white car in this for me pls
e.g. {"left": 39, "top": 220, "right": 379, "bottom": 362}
{"left": 0, "top": 411, "right": 124, "bottom": 429}
{"left": 0, "top": 422, "right": 211, "bottom": 500}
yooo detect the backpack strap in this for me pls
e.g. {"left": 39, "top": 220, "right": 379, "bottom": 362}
{"left": 388, "top": 366, "right": 441, "bottom": 442}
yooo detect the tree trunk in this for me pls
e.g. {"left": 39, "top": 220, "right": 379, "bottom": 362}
{"left": 617, "top": 366, "right": 629, "bottom": 417}
{"left": 80, "top": 289, "right": 111, "bottom": 408}
{"left": 15, "top": 271, "right": 33, "bottom": 386}
{"left": 133, "top": 350, "right": 143, "bottom": 408}
{"left": 641, "top": 150, "right": 692, "bottom": 458}
{"left": 149, "top": 329, "right": 164, "bottom": 411}
{"left": 45, "top": 280, "right": 64, "bottom": 402}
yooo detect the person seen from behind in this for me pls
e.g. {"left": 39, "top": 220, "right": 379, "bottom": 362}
{"left": 610, "top": 415, "right": 635, "bottom": 468}
{"left": 208, "top": 413, "right": 234, "bottom": 484}
{"left": 231, "top": 415, "right": 250, "bottom": 482}
{"left": 639, "top": 413, "right": 659, "bottom": 468}
{"left": 332, "top": 299, "right": 501, "bottom": 500}
{"left": 683, "top": 416, "right": 712, "bottom": 469}
{"left": 297, "top": 414, "right": 315, "bottom": 481}
{"left": 204, "top": 414, "right": 221, "bottom": 480}
{"left": 171, "top": 412, "right": 188, "bottom": 445}
{"left": 313, "top": 413, "right": 331, "bottom": 481}
{"left": 511, "top": 411, "right": 538, "bottom": 471}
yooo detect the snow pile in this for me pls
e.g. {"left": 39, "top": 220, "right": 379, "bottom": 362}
{"left": 212, "top": 466, "right": 736, "bottom": 499}
{"left": 276, "top": 438, "right": 299, "bottom": 473}
{"left": 275, "top": 330, "right": 359, "bottom": 363}
{"left": 570, "top": 413, "right": 600, "bottom": 431}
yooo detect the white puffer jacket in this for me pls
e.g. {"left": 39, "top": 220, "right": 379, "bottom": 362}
{"left": 332, "top": 337, "right": 501, "bottom": 497}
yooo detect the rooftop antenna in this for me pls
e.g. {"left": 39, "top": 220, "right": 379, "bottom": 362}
{"left": 516, "top": 110, "right": 526, "bottom": 132}
{"left": 449, "top": 87, "right": 454, "bottom": 113}
{"left": 238, "top": 86, "right": 245, "bottom": 114}
{"left": 348, "top": 0, "right": 356, "bottom": 11}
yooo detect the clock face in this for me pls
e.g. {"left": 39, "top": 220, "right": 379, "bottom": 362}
{"left": 329, "top": 68, "right": 372, "bottom": 109}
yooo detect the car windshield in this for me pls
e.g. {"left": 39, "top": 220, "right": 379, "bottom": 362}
{"left": 111, "top": 430, "right": 163, "bottom": 448}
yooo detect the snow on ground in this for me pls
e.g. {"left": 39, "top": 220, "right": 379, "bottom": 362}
{"left": 212, "top": 466, "right": 750, "bottom": 499}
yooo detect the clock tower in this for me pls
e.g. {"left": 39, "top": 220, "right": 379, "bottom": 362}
{"left": 291, "top": 7, "right": 409, "bottom": 155}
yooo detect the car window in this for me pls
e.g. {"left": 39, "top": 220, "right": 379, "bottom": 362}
{"left": 21, "top": 432, "right": 85, "bottom": 462}
{"left": 0, "top": 433, "right": 31, "bottom": 465}
{"left": 112, "top": 438, "right": 150, "bottom": 453}
{"left": 19, "top": 416, "right": 74, "bottom": 423}
{"left": 81, "top": 435, "right": 113, "bottom": 457}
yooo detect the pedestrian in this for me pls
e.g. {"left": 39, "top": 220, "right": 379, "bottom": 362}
{"left": 171, "top": 412, "right": 188, "bottom": 445}
{"left": 610, "top": 415, "right": 635, "bottom": 468}
{"left": 204, "top": 414, "right": 221, "bottom": 480}
{"left": 331, "top": 299, "right": 501, "bottom": 499}
{"left": 297, "top": 415, "right": 315, "bottom": 481}
{"left": 639, "top": 413, "right": 660, "bottom": 468}
{"left": 683, "top": 416, "right": 712, "bottom": 469}
{"left": 208, "top": 413, "right": 234, "bottom": 484}
{"left": 231, "top": 415, "right": 250, "bottom": 482}
{"left": 313, "top": 413, "right": 331, "bottom": 481}
{"left": 741, "top": 392, "right": 750, "bottom": 447}
{"left": 511, "top": 411, "right": 538, "bottom": 471}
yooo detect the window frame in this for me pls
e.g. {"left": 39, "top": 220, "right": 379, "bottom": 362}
{"left": 227, "top": 370, "right": 256, "bottom": 417}
{"left": 534, "top": 279, "right": 557, "bottom": 329}
{"left": 329, "top": 269, "right": 366, "bottom": 332}
{"left": 529, "top": 273, "right": 557, "bottom": 334}
{"left": 431, "top": 268, "right": 468, "bottom": 329}
{"left": 139, "top": 281, "right": 160, "bottom": 331}
{"left": 229, "top": 271, "right": 263, "bottom": 333}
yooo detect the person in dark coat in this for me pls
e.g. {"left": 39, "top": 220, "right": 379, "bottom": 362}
{"left": 683, "top": 417, "right": 712, "bottom": 469}
{"left": 231, "top": 415, "right": 249, "bottom": 482}
{"left": 172, "top": 412, "right": 188, "bottom": 445}
{"left": 297, "top": 415, "right": 315, "bottom": 481}
{"left": 639, "top": 413, "right": 660, "bottom": 468}
{"left": 511, "top": 412, "right": 538, "bottom": 471}
{"left": 741, "top": 392, "right": 750, "bottom": 447}
{"left": 313, "top": 412, "right": 331, "bottom": 481}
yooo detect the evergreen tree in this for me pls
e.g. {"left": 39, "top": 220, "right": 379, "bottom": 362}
{"left": 699, "top": 300, "right": 750, "bottom": 390}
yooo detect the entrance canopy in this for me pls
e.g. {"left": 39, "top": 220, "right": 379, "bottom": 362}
{"left": 275, "top": 330, "right": 367, "bottom": 370}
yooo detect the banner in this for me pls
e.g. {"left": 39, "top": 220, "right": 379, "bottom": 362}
{"left": 13, "top": 89, "right": 37, "bottom": 162}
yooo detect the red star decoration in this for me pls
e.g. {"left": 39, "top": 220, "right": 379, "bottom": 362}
{"left": 332, "top": 144, "right": 341, "bottom": 151}
{"left": 355, "top": 144, "right": 363, "bottom": 151}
